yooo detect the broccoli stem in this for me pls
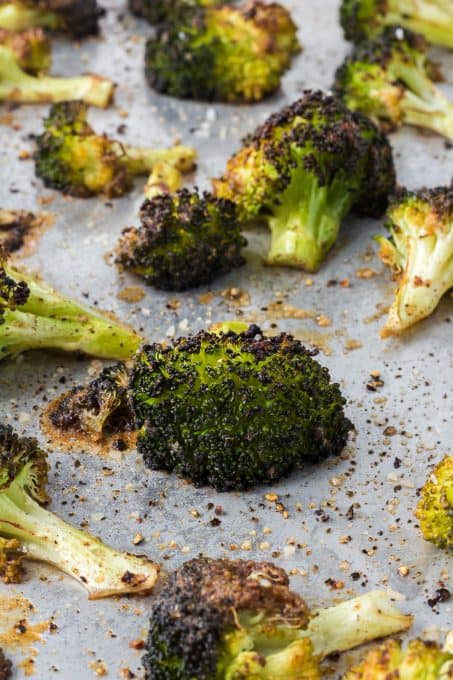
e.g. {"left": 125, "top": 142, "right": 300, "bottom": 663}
{"left": 0, "top": 46, "right": 114, "bottom": 108}
{"left": 402, "top": 90, "right": 453, "bottom": 141}
{"left": 0, "top": 5, "right": 59, "bottom": 32}
{"left": 0, "top": 477, "right": 158, "bottom": 599}
{"left": 144, "top": 161, "right": 183, "bottom": 199}
{"left": 119, "top": 144, "right": 197, "bottom": 175}
{"left": 303, "top": 590, "right": 413, "bottom": 658}
{"left": 387, "top": 0, "right": 453, "bottom": 49}
{"left": 266, "top": 170, "right": 353, "bottom": 271}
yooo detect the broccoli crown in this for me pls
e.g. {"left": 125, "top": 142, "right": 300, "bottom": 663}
{"left": 0, "top": 536, "right": 25, "bottom": 584}
{"left": 143, "top": 557, "right": 317, "bottom": 680}
{"left": 0, "top": 648, "right": 12, "bottom": 680}
{"left": 343, "top": 637, "right": 453, "bottom": 678}
{"left": 116, "top": 189, "right": 246, "bottom": 291}
{"left": 129, "top": 0, "right": 221, "bottom": 25}
{"left": 131, "top": 325, "right": 352, "bottom": 490}
{"left": 0, "top": 208, "right": 38, "bottom": 253}
{"left": 0, "top": 26, "right": 50, "bottom": 73}
{"left": 144, "top": 1, "right": 300, "bottom": 103}
{"left": 0, "top": 0, "right": 105, "bottom": 37}
{"left": 0, "top": 423, "right": 49, "bottom": 502}
{"left": 377, "top": 184, "right": 453, "bottom": 335}
{"left": 416, "top": 456, "right": 452, "bottom": 550}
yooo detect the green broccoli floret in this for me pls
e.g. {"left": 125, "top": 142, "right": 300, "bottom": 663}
{"left": 343, "top": 635, "right": 453, "bottom": 678}
{"left": 115, "top": 188, "right": 246, "bottom": 291}
{"left": 416, "top": 456, "right": 452, "bottom": 550}
{"left": 376, "top": 184, "right": 452, "bottom": 336}
{"left": 0, "top": 208, "right": 42, "bottom": 253}
{"left": 213, "top": 90, "right": 395, "bottom": 272}
{"left": 0, "top": 648, "right": 12, "bottom": 680}
{"left": 0, "top": 26, "right": 50, "bottom": 73}
{"left": 0, "top": 424, "right": 159, "bottom": 598}
{"left": 0, "top": 0, "right": 105, "bottom": 38}
{"left": 34, "top": 101, "right": 197, "bottom": 197}
{"left": 129, "top": 0, "right": 222, "bottom": 25}
{"left": 143, "top": 557, "right": 413, "bottom": 679}
{"left": 144, "top": 1, "right": 300, "bottom": 103}
{"left": 0, "top": 45, "right": 114, "bottom": 107}
{"left": 0, "top": 536, "right": 25, "bottom": 583}
{"left": 333, "top": 27, "right": 453, "bottom": 140}
{"left": 0, "top": 248, "right": 142, "bottom": 361}
{"left": 339, "top": 0, "right": 453, "bottom": 48}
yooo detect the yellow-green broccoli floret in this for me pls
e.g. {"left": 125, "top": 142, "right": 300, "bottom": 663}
{"left": 0, "top": 26, "right": 50, "bottom": 73}
{"left": 416, "top": 456, "right": 452, "bottom": 550}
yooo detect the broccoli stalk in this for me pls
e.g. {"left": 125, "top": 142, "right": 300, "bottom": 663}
{"left": 0, "top": 1, "right": 105, "bottom": 38}
{"left": 0, "top": 250, "right": 142, "bottom": 360}
{"left": 143, "top": 161, "right": 183, "bottom": 199}
{"left": 0, "top": 424, "right": 159, "bottom": 599}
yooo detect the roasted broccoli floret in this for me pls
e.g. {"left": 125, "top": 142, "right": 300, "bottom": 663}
{"left": 0, "top": 0, "right": 105, "bottom": 38}
{"left": 339, "top": 0, "right": 453, "bottom": 48}
{"left": 0, "top": 208, "right": 41, "bottom": 253}
{"left": 0, "top": 26, "right": 50, "bottom": 73}
{"left": 143, "top": 557, "right": 413, "bottom": 680}
{"left": 115, "top": 188, "right": 246, "bottom": 291}
{"left": 0, "top": 248, "right": 141, "bottom": 360}
{"left": 34, "top": 101, "right": 197, "bottom": 198}
{"left": 144, "top": 1, "right": 300, "bottom": 103}
{"left": 343, "top": 635, "right": 453, "bottom": 678}
{"left": 416, "top": 456, "right": 452, "bottom": 550}
{"left": 0, "top": 649, "right": 12, "bottom": 680}
{"left": 0, "top": 45, "right": 114, "bottom": 107}
{"left": 129, "top": 0, "right": 222, "bottom": 25}
{"left": 0, "top": 424, "right": 159, "bottom": 598}
{"left": 0, "top": 536, "right": 25, "bottom": 583}
{"left": 213, "top": 90, "right": 395, "bottom": 272}
{"left": 333, "top": 27, "right": 453, "bottom": 140}
{"left": 377, "top": 184, "right": 453, "bottom": 336}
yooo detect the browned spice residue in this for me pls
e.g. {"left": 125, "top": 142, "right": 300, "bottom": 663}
{"left": 0, "top": 594, "right": 50, "bottom": 676}
{"left": 117, "top": 286, "right": 145, "bottom": 303}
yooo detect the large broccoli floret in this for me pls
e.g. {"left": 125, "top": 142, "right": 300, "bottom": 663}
{"left": 377, "top": 184, "right": 452, "bottom": 336}
{"left": 129, "top": 0, "right": 222, "bottom": 25}
{"left": 339, "top": 0, "right": 453, "bottom": 48}
{"left": 333, "top": 27, "right": 453, "bottom": 140}
{"left": 213, "top": 90, "right": 395, "bottom": 272}
{"left": 0, "top": 26, "right": 50, "bottom": 73}
{"left": 143, "top": 557, "right": 413, "bottom": 680}
{"left": 0, "top": 0, "right": 105, "bottom": 38}
{"left": 144, "top": 1, "right": 300, "bottom": 103}
{"left": 0, "top": 424, "right": 159, "bottom": 598}
{"left": 0, "top": 248, "right": 141, "bottom": 360}
{"left": 416, "top": 456, "right": 452, "bottom": 550}
{"left": 115, "top": 188, "right": 246, "bottom": 291}
{"left": 34, "top": 101, "right": 197, "bottom": 198}
{"left": 343, "top": 636, "right": 453, "bottom": 678}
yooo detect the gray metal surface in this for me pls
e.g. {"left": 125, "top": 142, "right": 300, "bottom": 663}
{"left": 0, "top": 0, "right": 452, "bottom": 677}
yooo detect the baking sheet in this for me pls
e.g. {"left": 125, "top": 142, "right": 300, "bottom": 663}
{"left": 0, "top": 0, "right": 452, "bottom": 677}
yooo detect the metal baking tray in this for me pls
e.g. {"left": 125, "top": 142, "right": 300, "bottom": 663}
{"left": 0, "top": 0, "right": 451, "bottom": 677}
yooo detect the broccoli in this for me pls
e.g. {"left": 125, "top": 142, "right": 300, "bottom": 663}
{"left": 0, "top": 248, "right": 142, "bottom": 360}
{"left": 0, "top": 0, "right": 105, "bottom": 38}
{"left": 376, "top": 184, "right": 452, "bottom": 336}
{"left": 0, "top": 424, "right": 159, "bottom": 598}
{"left": 0, "top": 45, "right": 114, "bottom": 107}
{"left": 333, "top": 27, "right": 453, "bottom": 141}
{"left": 143, "top": 161, "right": 183, "bottom": 200}
{"left": 213, "top": 90, "right": 395, "bottom": 272}
{"left": 0, "top": 536, "right": 25, "bottom": 583}
{"left": 115, "top": 187, "right": 246, "bottom": 291}
{"left": 343, "top": 635, "right": 453, "bottom": 678}
{"left": 34, "top": 101, "right": 197, "bottom": 198}
{"left": 144, "top": 1, "right": 300, "bottom": 103}
{"left": 415, "top": 455, "right": 452, "bottom": 550}
{"left": 0, "top": 649, "right": 12, "bottom": 680}
{"left": 143, "top": 557, "right": 413, "bottom": 679}
{"left": 129, "top": 0, "right": 222, "bottom": 25}
{"left": 0, "top": 26, "right": 50, "bottom": 73}
{"left": 0, "top": 208, "right": 41, "bottom": 253}
{"left": 339, "top": 0, "right": 453, "bottom": 48}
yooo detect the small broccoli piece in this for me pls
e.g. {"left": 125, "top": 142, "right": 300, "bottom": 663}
{"left": 115, "top": 188, "right": 246, "bottom": 291}
{"left": 333, "top": 27, "right": 453, "bottom": 140}
{"left": 339, "top": 0, "right": 453, "bottom": 48}
{"left": 0, "top": 45, "right": 114, "bottom": 107}
{"left": 213, "top": 90, "right": 395, "bottom": 272}
{"left": 343, "top": 636, "right": 453, "bottom": 678}
{"left": 143, "top": 557, "right": 413, "bottom": 679}
{"left": 0, "top": 0, "right": 105, "bottom": 38}
{"left": 34, "top": 101, "right": 197, "bottom": 197}
{"left": 0, "top": 536, "right": 25, "bottom": 583}
{"left": 143, "top": 161, "right": 183, "bottom": 200}
{"left": 0, "top": 26, "right": 50, "bottom": 73}
{"left": 0, "top": 649, "right": 12, "bottom": 680}
{"left": 0, "top": 208, "right": 40, "bottom": 253}
{"left": 0, "top": 248, "right": 142, "bottom": 360}
{"left": 129, "top": 0, "right": 222, "bottom": 25}
{"left": 377, "top": 184, "right": 452, "bottom": 335}
{"left": 0, "top": 424, "right": 159, "bottom": 598}
{"left": 144, "top": 1, "right": 300, "bottom": 103}
{"left": 416, "top": 456, "right": 452, "bottom": 550}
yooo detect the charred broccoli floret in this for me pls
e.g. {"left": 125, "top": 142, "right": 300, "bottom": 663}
{"left": 144, "top": 1, "right": 300, "bottom": 103}
{"left": 143, "top": 557, "right": 413, "bottom": 680}
{"left": 213, "top": 90, "right": 395, "bottom": 272}
{"left": 0, "top": 248, "right": 141, "bottom": 360}
{"left": 343, "top": 635, "right": 453, "bottom": 678}
{"left": 0, "top": 45, "right": 114, "bottom": 107}
{"left": 339, "top": 0, "right": 453, "bottom": 48}
{"left": 0, "top": 649, "right": 12, "bottom": 680}
{"left": 0, "top": 536, "right": 25, "bottom": 583}
{"left": 0, "top": 0, "right": 105, "bottom": 38}
{"left": 416, "top": 456, "right": 452, "bottom": 550}
{"left": 115, "top": 188, "right": 246, "bottom": 291}
{"left": 34, "top": 101, "right": 197, "bottom": 197}
{"left": 333, "top": 27, "right": 453, "bottom": 140}
{"left": 0, "top": 208, "right": 41, "bottom": 253}
{"left": 377, "top": 184, "right": 452, "bottom": 336}
{"left": 0, "top": 424, "right": 159, "bottom": 598}
{"left": 129, "top": 0, "right": 222, "bottom": 25}
{"left": 0, "top": 26, "right": 50, "bottom": 73}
